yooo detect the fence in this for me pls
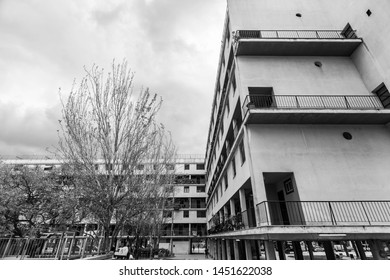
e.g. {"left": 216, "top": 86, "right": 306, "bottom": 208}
{"left": 235, "top": 30, "right": 358, "bottom": 40}
{"left": 257, "top": 201, "right": 390, "bottom": 226}
{"left": 0, "top": 236, "right": 105, "bottom": 260}
{"left": 242, "top": 95, "right": 384, "bottom": 116}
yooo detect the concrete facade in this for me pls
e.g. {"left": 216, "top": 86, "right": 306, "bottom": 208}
{"left": 205, "top": 0, "right": 390, "bottom": 260}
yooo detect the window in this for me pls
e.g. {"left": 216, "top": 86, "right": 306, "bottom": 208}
{"left": 232, "top": 155, "right": 236, "bottom": 177}
{"left": 248, "top": 87, "right": 274, "bottom": 108}
{"left": 94, "top": 164, "right": 99, "bottom": 171}
{"left": 197, "top": 186, "right": 205, "bottom": 193}
{"left": 341, "top": 23, "right": 358, "bottom": 39}
{"left": 196, "top": 163, "right": 205, "bottom": 170}
{"left": 184, "top": 186, "right": 189, "bottom": 193}
{"left": 153, "top": 164, "right": 158, "bottom": 170}
{"left": 184, "top": 164, "right": 190, "bottom": 170}
{"left": 137, "top": 164, "right": 144, "bottom": 170}
{"left": 183, "top": 210, "right": 189, "bottom": 218}
{"left": 239, "top": 141, "right": 246, "bottom": 164}
{"left": 226, "top": 96, "right": 230, "bottom": 115}
{"left": 197, "top": 210, "right": 206, "bottom": 218}
{"left": 372, "top": 83, "right": 390, "bottom": 108}
{"left": 105, "top": 163, "right": 113, "bottom": 171}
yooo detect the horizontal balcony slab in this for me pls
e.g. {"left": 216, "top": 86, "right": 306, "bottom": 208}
{"left": 245, "top": 109, "right": 390, "bottom": 125}
{"left": 207, "top": 225, "right": 390, "bottom": 241}
{"left": 235, "top": 39, "right": 362, "bottom": 56}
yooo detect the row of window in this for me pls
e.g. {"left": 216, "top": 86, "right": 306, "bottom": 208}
{"left": 163, "top": 210, "right": 206, "bottom": 218}
{"left": 101, "top": 163, "right": 205, "bottom": 171}
{"left": 183, "top": 186, "right": 205, "bottom": 193}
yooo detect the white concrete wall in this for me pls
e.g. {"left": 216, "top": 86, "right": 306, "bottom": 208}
{"left": 248, "top": 124, "right": 390, "bottom": 201}
{"left": 236, "top": 56, "right": 370, "bottom": 97}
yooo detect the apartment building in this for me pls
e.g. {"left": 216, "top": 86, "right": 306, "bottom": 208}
{"left": 205, "top": 0, "right": 390, "bottom": 260}
{"left": 0, "top": 154, "right": 207, "bottom": 256}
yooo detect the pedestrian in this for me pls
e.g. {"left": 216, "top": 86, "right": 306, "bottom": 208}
{"left": 192, "top": 244, "right": 195, "bottom": 253}
{"left": 205, "top": 247, "right": 209, "bottom": 259}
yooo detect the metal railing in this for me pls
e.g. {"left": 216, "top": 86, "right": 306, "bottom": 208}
{"left": 0, "top": 236, "right": 105, "bottom": 260}
{"left": 257, "top": 201, "right": 390, "bottom": 226}
{"left": 242, "top": 95, "right": 384, "bottom": 116}
{"left": 235, "top": 30, "right": 358, "bottom": 40}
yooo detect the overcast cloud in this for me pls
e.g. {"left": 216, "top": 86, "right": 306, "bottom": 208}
{"left": 0, "top": 0, "right": 226, "bottom": 156}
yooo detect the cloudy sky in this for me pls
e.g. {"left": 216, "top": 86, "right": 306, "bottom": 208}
{"left": 0, "top": 0, "right": 226, "bottom": 156}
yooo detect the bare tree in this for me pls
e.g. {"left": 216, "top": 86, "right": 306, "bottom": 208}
{"left": 58, "top": 60, "right": 176, "bottom": 254}
{"left": 0, "top": 164, "right": 82, "bottom": 237}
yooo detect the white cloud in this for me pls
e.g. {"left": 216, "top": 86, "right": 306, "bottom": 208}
{"left": 0, "top": 0, "right": 226, "bottom": 155}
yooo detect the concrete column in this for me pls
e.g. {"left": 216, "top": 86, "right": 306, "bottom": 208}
{"left": 226, "top": 239, "right": 232, "bottom": 260}
{"left": 306, "top": 241, "right": 314, "bottom": 260}
{"left": 264, "top": 241, "right": 276, "bottom": 260}
{"left": 293, "top": 241, "right": 304, "bottom": 260}
{"left": 276, "top": 241, "right": 285, "bottom": 260}
{"left": 221, "top": 240, "right": 227, "bottom": 260}
{"left": 233, "top": 240, "right": 240, "bottom": 260}
{"left": 230, "top": 199, "right": 236, "bottom": 216}
{"left": 354, "top": 241, "right": 367, "bottom": 260}
{"left": 239, "top": 189, "right": 249, "bottom": 228}
{"left": 245, "top": 240, "right": 253, "bottom": 260}
{"left": 224, "top": 205, "right": 229, "bottom": 221}
{"left": 323, "top": 241, "right": 336, "bottom": 260}
{"left": 368, "top": 240, "right": 388, "bottom": 260}
{"left": 217, "top": 239, "right": 222, "bottom": 260}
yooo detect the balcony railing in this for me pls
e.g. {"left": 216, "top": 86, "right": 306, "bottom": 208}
{"left": 234, "top": 29, "right": 362, "bottom": 56}
{"left": 235, "top": 30, "right": 357, "bottom": 40}
{"left": 243, "top": 95, "right": 384, "bottom": 116}
{"left": 207, "top": 213, "right": 245, "bottom": 235}
{"left": 257, "top": 201, "right": 390, "bottom": 226}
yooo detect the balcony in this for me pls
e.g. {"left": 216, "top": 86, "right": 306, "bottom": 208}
{"left": 257, "top": 201, "right": 390, "bottom": 227}
{"left": 242, "top": 95, "right": 390, "bottom": 124}
{"left": 234, "top": 30, "right": 362, "bottom": 56}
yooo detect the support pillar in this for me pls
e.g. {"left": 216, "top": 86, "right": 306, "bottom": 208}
{"left": 239, "top": 189, "right": 249, "bottom": 228}
{"left": 264, "top": 241, "right": 276, "bottom": 260}
{"left": 230, "top": 199, "right": 236, "bottom": 216}
{"left": 233, "top": 240, "right": 240, "bottom": 260}
{"left": 293, "top": 241, "right": 304, "bottom": 260}
{"left": 257, "top": 240, "right": 262, "bottom": 258}
{"left": 226, "top": 239, "right": 232, "bottom": 260}
{"left": 355, "top": 241, "right": 366, "bottom": 260}
{"left": 276, "top": 241, "right": 285, "bottom": 260}
{"left": 217, "top": 239, "right": 222, "bottom": 260}
{"left": 245, "top": 240, "right": 253, "bottom": 260}
{"left": 306, "top": 241, "right": 314, "bottom": 260}
{"left": 323, "top": 241, "right": 336, "bottom": 260}
{"left": 221, "top": 240, "right": 227, "bottom": 260}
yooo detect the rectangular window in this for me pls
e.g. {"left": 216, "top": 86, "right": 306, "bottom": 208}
{"left": 183, "top": 210, "right": 189, "bottom": 218}
{"left": 239, "top": 141, "right": 246, "bottom": 164}
{"left": 224, "top": 174, "right": 228, "bottom": 190}
{"left": 196, "top": 163, "right": 205, "bottom": 170}
{"left": 137, "top": 164, "right": 144, "bottom": 170}
{"left": 94, "top": 164, "right": 99, "bottom": 171}
{"left": 197, "top": 186, "right": 205, "bottom": 193}
{"left": 163, "top": 210, "right": 172, "bottom": 218}
{"left": 232, "top": 155, "right": 236, "bottom": 177}
{"left": 184, "top": 186, "right": 189, "bottom": 193}
{"left": 372, "top": 82, "right": 390, "bottom": 108}
{"left": 184, "top": 164, "right": 190, "bottom": 170}
{"left": 197, "top": 210, "right": 206, "bottom": 218}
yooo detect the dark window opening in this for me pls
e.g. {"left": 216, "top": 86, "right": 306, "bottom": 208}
{"left": 366, "top": 9, "right": 372, "bottom": 16}
{"left": 248, "top": 87, "right": 274, "bottom": 108}
{"left": 341, "top": 23, "right": 358, "bottom": 39}
{"left": 196, "top": 163, "right": 205, "bottom": 170}
{"left": 372, "top": 83, "right": 390, "bottom": 108}
{"left": 197, "top": 186, "right": 205, "bottom": 193}
{"left": 183, "top": 210, "right": 189, "bottom": 218}
{"left": 296, "top": 13, "right": 302, "bottom": 17}
{"left": 232, "top": 156, "right": 236, "bottom": 177}
{"left": 184, "top": 164, "right": 190, "bottom": 170}
{"left": 197, "top": 210, "right": 206, "bottom": 218}
{"left": 184, "top": 186, "right": 189, "bottom": 193}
